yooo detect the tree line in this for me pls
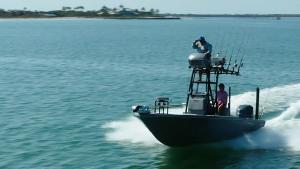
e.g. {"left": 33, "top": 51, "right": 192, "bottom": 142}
{"left": 0, "top": 5, "right": 161, "bottom": 18}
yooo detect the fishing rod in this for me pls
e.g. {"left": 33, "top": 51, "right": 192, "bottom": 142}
{"left": 229, "top": 30, "right": 250, "bottom": 73}
{"left": 217, "top": 31, "right": 226, "bottom": 56}
{"left": 234, "top": 35, "right": 245, "bottom": 60}
{"left": 236, "top": 32, "right": 251, "bottom": 74}
{"left": 224, "top": 27, "right": 240, "bottom": 61}
{"left": 212, "top": 33, "right": 219, "bottom": 56}
{"left": 232, "top": 59, "right": 238, "bottom": 72}
{"left": 212, "top": 31, "right": 224, "bottom": 57}
{"left": 231, "top": 33, "right": 247, "bottom": 71}
{"left": 226, "top": 47, "right": 235, "bottom": 70}
{"left": 237, "top": 55, "right": 244, "bottom": 74}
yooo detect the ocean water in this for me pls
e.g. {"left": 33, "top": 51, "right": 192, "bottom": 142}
{"left": 0, "top": 18, "right": 300, "bottom": 168}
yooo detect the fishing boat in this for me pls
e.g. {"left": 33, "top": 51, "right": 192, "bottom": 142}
{"left": 132, "top": 53, "right": 265, "bottom": 147}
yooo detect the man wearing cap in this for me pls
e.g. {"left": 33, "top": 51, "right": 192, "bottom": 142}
{"left": 192, "top": 36, "right": 213, "bottom": 59}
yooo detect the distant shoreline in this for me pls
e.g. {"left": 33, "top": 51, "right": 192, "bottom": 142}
{"left": 0, "top": 16, "right": 181, "bottom": 20}
{"left": 173, "top": 14, "right": 300, "bottom": 18}
{"left": 0, "top": 14, "right": 300, "bottom": 20}
{"left": 1, "top": 6, "right": 299, "bottom": 20}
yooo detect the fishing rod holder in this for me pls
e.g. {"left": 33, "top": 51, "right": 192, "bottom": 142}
{"left": 154, "top": 97, "right": 169, "bottom": 114}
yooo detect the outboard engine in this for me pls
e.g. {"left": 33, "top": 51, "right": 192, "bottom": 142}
{"left": 237, "top": 105, "right": 253, "bottom": 118}
{"left": 132, "top": 105, "right": 150, "bottom": 114}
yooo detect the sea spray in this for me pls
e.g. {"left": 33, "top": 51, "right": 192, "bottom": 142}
{"left": 231, "top": 83, "right": 300, "bottom": 114}
{"left": 211, "top": 100, "right": 300, "bottom": 150}
{"left": 268, "top": 100, "right": 300, "bottom": 122}
{"left": 102, "top": 116, "right": 160, "bottom": 146}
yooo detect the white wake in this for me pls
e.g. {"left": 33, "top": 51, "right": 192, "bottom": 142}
{"left": 223, "top": 100, "right": 300, "bottom": 151}
{"left": 102, "top": 116, "right": 160, "bottom": 146}
{"left": 102, "top": 83, "right": 300, "bottom": 150}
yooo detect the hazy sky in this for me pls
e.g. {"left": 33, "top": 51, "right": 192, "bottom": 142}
{"left": 0, "top": 0, "right": 299, "bottom": 14}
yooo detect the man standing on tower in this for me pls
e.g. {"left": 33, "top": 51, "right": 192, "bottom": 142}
{"left": 192, "top": 36, "right": 213, "bottom": 59}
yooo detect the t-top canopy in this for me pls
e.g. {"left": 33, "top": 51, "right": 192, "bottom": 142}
{"left": 188, "top": 53, "right": 225, "bottom": 69}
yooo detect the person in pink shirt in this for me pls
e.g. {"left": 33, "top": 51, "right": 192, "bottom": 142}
{"left": 217, "top": 83, "right": 228, "bottom": 114}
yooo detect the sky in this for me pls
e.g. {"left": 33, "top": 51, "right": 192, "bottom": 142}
{"left": 0, "top": 0, "right": 299, "bottom": 14}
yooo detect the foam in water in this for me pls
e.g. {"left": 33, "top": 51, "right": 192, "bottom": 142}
{"left": 103, "top": 83, "right": 300, "bottom": 150}
{"left": 225, "top": 100, "right": 300, "bottom": 151}
{"left": 231, "top": 83, "right": 300, "bottom": 114}
{"left": 102, "top": 116, "right": 161, "bottom": 146}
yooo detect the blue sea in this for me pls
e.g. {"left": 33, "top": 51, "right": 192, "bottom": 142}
{"left": 0, "top": 17, "right": 300, "bottom": 168}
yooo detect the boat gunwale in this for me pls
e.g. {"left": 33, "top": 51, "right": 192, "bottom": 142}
{"left": 135, "top": 113, "right": 266, "bottom": 122}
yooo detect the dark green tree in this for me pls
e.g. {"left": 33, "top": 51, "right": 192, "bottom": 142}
{"left": 150, "top": 8, "right": 155, "bottom": 14}
{"left": 74, "top": 6, "right": 84, "bottom": 10}
{"left": 62, "top": 6, "right": 72, "bottom": 11}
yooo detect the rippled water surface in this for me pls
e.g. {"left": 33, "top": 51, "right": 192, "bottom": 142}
{"left": 0, "top": 18, "right": 300, "bottom": 168}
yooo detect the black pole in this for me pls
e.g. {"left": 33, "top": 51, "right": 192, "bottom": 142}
{"left": 228, "top": 86, "right": 231, "bottom": 115}
{"left": 214, "top": 71, "right": 219, "bottom": 115}
{"left": 255, "top": 87, "right": 260, "bottom": 120}
{"left": 207, "top": 70, "right": 215, "bottom": 114}
{"left": 185, "top": 69, "right": 196, "bottom": 113}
